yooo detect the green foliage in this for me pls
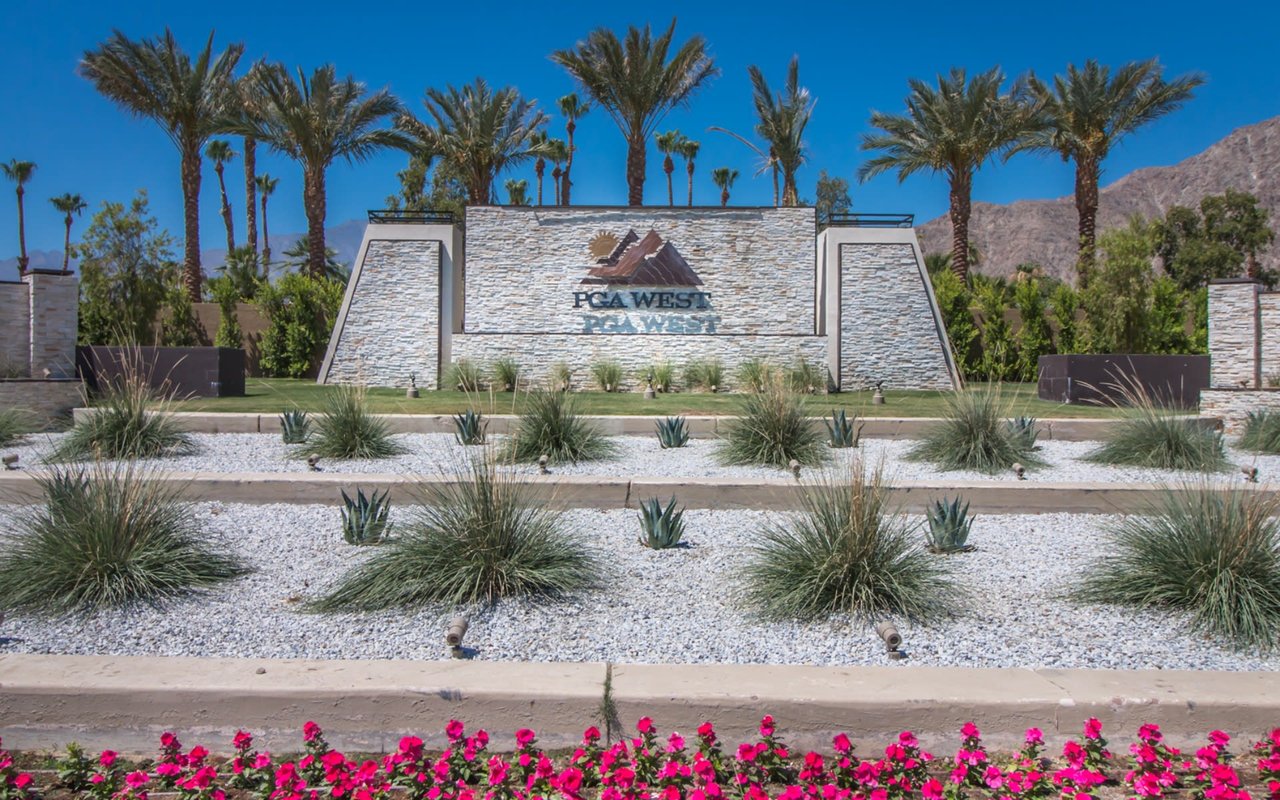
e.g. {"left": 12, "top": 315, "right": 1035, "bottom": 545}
{"left": 307, "top": 384, "right": 407, "bottom": 460}
{"left": 655, "top": 416, "right": 689, "bottom": 449}
{"left": 1073, "top": 485, "right": 1280, "bottom": 648}
{"left": 682, "top": 359, "right": 722, "bottom": 392}
{"left": 907, "top": 388, "right": 1044, "bottom": 474}
{"left": 1012, "top": 277, "right": 1053, "bottom": 381}
{"left": 0, "top": 465, "right": 248, "bottom": 614}
{"left": 1008, "top": 416, "right": 1040, "bottom": 451}
{"left": 444, "top": 359, "right": 485, "bottom": 392}
{"left": 159, "top": 276, "right": 204, "bottom": 346}
{"left": 217, "top": 246, "right": 263, "bottom": 299}
{"left": 310, "top": 457, "right": 596, "bottom": 610}
{"left": 814, "top": 169, "right": 851, "bottom": 227}
{"left": 254, "top": 272, "right": 345, "bottom": 378}
{"left": 590, "top": 360, "right": 624, "bottom": 392}
{"left": 1146, "top": 275, "right": 1193, "bottom": 354}
{"left": 1048, "top": 283, "right": 1080, "bottom": 354}
{"left": 279, "top": 409, "right": 310, "bottom": 444}
{"left": 637, "top": 496, "right": 686, "bottom": 549}
{"left": 491, "top": 357, "right": 521, "bottom": 392}
{"left": 54, "top": 743, "right": 95, "bottom": 792}
{"left": 453, "top": 409, "right": 487, "bottom": 446}
{"left": 972, "top": 277, "right": 1016, "bottom": 381}
{"left": 1085, "top": 382, "right": 1226, "bottom": 471}
{"left": 930, "top": 269, "right": 980, "bottom": 378}
{"left": 340, "top": 487, "right": 391, "bottom": 545}
{"left": 824, "top": 409, "right": 862, "bottom": 448}
{"left": 0, "top": 408, "right": 31, "bottom": 446}
{"left": 717, "top": 381, "right": 827, "bottom": 468}
{"left": 925, "top": 496, "right": 975, "bottom": 553}
{"left": 1238, "top": 410, "right": 1280, "bottom": 454}
{"left": 736, "top": 358, "right": 776, "bottom": 393}
{"left": 1081, "top": 217, "right": 1155, "bottom": 353}
{"left": 208, "top": 275, "right": 244, "bottom": 350}
{"left": 741, "top": 459, "right": 961, "bottom": 621}
{"left": 52, "top": 368, "right": 195, "bottom": 461}
{"left": 1156, "top": 190, "right": 1277, "bottom": 289}
{"left": 75, "top": 192, "right": 177, "bottom": 346}
{"left": 502, "top": 391, "right": 617, "bottom": 464}
{"left": 648, "top": 361, "right": 676, "bottom": 393}
{"left": 549, "top": 362, "right": 574, "bottom": 391}
{"left": 785, "top": 358, "right": 825, "bottom": 394}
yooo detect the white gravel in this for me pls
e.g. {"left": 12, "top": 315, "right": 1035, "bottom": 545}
{"left": 0, "top": 503, "right": 1275, "bottom": 671}
{"left": 5, "top": 431, "right": 1275, "bottom": 485}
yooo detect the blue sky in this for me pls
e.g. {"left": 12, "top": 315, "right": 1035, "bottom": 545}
{"left": 2, "top": 0, "right": 1279, "bottom": 262}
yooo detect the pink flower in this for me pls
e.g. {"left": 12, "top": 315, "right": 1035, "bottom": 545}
{"left": 126, "top": 771, "right": 151, "bottom": 789}
{"left": 13, "top": 774, "right": 32, "bottom": 790}
{"left": 233, "top": 731, "right": 254, "bottom": 751}
{"left": 1209, "top": 730, "right": 1230, "bottom": 748}
{"left": 961, "top": 722, "right": 981, "bottom": 740}
{"left": 1025, "top": 728, "right": 1044, "bottom": 745}
{"left": 1084, "top": 719, "right": 1103, "bottom": 739}
{"left": 445, "top": 720, "right": 465, "bottom": 741}
{"left": 100, "top": 750, "right": 118, "bottom": 768}
{"left": 1138, "top": 724, "right": 1163, "bottom": 743}
{"left": 303, "top": 722, "right": 323, "bottom": 742}
{"left": 558, "top": 767, "right": 584, "bottom": 795}
{"left": 922, "top": 778, "right": 944, "bottom": 800}
{"left": 737, "top": 743, "right": 758, "bottom": 763}
{"left": 637, "top": 717, "right": 655, "bottom": 735}
{"left": 583, "top": 726, "right": 601, "bottom": 743}
{"left": 668, "top": 733, "right": 686, "bottom": 752}
{"left": 760, "top": 715, "right": 776, "bottom": 738}
{"left": 697, "top": 722, "right": 717, "bottom": 742}
{"left": 833, "top": 734, "right": 853, "bottom": 754}
{"left": 515, "top": 729, "right": 536, "bottom": 747}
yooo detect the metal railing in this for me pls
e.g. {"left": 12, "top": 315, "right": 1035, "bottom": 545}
{"left": 367, "top": 209, "right": 455, "bottom": 225}
{"left": 825, "top": 212, "right": 914, "bottom": 228}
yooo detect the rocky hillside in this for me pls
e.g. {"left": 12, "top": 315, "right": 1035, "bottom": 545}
{"left": 917, "top": 115, "right": 1280, "bottom": 280}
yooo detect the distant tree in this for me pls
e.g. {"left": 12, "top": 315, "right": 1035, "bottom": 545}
{"left": 80, "top": 30, "right": 244, "bottom": 299}
{"left": 233, "top": 65, "right": 270, "bottom": 256}
{"left": 814, "top": 170, "right": 851, "bottom": 226}
{"left": 206, "top": 139, "right": 237, "bottom": 253}
{"left": 505, "top": 178, "right": 530, "bottom": 206}
{"left": 49, "top": 192, "right": 88, "bottom": 274}
{"left": 712, "top": 167, "right": 739, "bottom": 207}
{"left": 1155, "top": 189, "right": 1276, "bottom": 289}
{"left": 558, "top": 93, "right": 590, "bottom": 205}
{"left": 860, "top": 67, "right": 1029, "bottom": 280}
{"left": 1048, "top": 283, "right": 1080, "bottom": 354}
{"left": 2, "top": 160, "right": 35, "bottom": 276}
{"left": 552, "top": 20, "right": 717, "bottom": 205}
{"left": 1017, "top": 59, "right": 1203, "bottom": 287}
{"left": 542, "top": 138, "right": 569, "bottom": 205}
{"left": 656, "top": 130, "right": 682, "bottom": 206}
{"left": 1082, "top": 216, "right": 1156, "bottom": 353}
{"left": 972, "top": 277, "right": 1016, "bottom": 380}
{"left": 255, "top": 173, "right": 278, "bottom": 276}
{"left": 747, "top": 56, "right": 813, "bottom": 206}
{"left": 930, "top": 268, "right": 980, "bottom": 378}
{"left": 679, "top": 137, "right": 700, "bottom": 207}
{"left": 1012, "top": 277, "right": 1053, "bottom": 381}
{"left": 283, "top": 236, "right": 347, "bottom": 283}
{"left": 530, "top": 131, "right": 548, "bottom": 206}
{"left": 384, "top": 154, "right": 433, "bottom": 213}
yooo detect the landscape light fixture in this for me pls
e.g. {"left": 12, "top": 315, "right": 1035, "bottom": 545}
{"left": 2, "top": 454, "right": 18, "bottom": 470}
{"left": 446, "top": 616, "right": 469, "bottom": 658}
{"left": 872, "top": 381, "right": 885, "bottom": 405}
{"left": 407, "top": 372, "right": 419, "bottom": 399}
{"left": 789, "top": 459, "right": 801, "bottom": 479}
{"left": 307, "top": 454, "right": 322, "bottom": 472}
{"left": 538, "top": 454, "right": 550, "bottom": 475}
{"left": 1242, "top": 465, "right": 1260, "bottom": 483}
{"left": 1012, "top": 463, "right": 1026, "bottom": 480}
{"left": 875, "top": 621, "right": 904, "bottom": 660}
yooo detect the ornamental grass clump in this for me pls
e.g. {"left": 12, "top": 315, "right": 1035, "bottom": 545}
{"left": 502, "top": 390, "right": 616, "bottom": 464}
{"left": 1073, "top": 484, "right": 1280, "bottom": 649}
{"left": 741, "top": 459, "right": 960, "bottom": 621}
{"left": 491, "top": 357, "right": 521, "bottom": 392}
{"left": 310, "top": 456, "right": 596, "bottom": 610}
{"left": 1084, "top": 377, "right": 1226, "bottom": 471}
{"left": 306, "top": 384, "right": 406, "bottom": 460}
{"left": 718, "top": 381, "right": 827, "bottom": 469}
{"left": 1238, "top": 409, "right": 1280, "bottom": 454}
{"left": 0, "top": 408, "right": 30, "bottom": 446}
{"left": 0, "top": 465, "right": 249, "bottom": 614}
{"left": 444, "top": 359, "right": 485, "bottom": 392}
{"left": 907, "top": 388, "right": 1043, "bottom": 474}
{"left": 51, "top": 370, "right": 195, "bottom": 462}
{"left": 591, "top": 360, "right": 624, "bottom": 392}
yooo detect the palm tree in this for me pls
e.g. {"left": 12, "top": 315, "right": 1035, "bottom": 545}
{"left": 859, "top": 67, "right": 1028, "bottom": 281}
{"left": 552, "top": 20, "right": 717, "bottom": 206}
{"left": 711, "top": 167, "right": 738, "bottom": 207}
{"left": 234, "top": 66, "right": 269, "bottom": 256}
{"left": 1016, "top": 59, "right": 1203, "bottom": 286}
{"left": 1, "top": 160, "right": 35, "bottom": 275}
{"left": 400, "top": 77, "right": 545, "bottom": 206}
{"left": 656, "top": 130, "right": 681, "bottom": 206}
{"left": 80, "top": 29, "right": 244, "bottom": 299}
{"left": 255, "top": 173, "right": 278, "bottom": 277}
{"left": 505, "top": 178, "right": 530, "bottom": 206}
{"left": 544, "top": 138, "right": 569, "bottom": 205}
{"left": 229, "top": 63, "right": 407, "bottom": 277}
{"left": 558, "top": 93, "right": 589, "bottom": 205}
{"left": 707, "top": 127, "right": 777, "bottom": 205}
{"left": 49, "top": 193, "right": 87, "bottom": 274}
{"left": 530, "top": 131, "right": 549, "bottom": 206}
{"left": 747, "top": 56, "right": 814, "bottom": 207}
{"left": 206, "top": 139, "right": 237, "bottom": 253}
{"left": 679, "top": 137, "right": 700, "bottom": 207}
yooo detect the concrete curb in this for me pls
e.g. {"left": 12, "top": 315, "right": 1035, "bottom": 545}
{"left": 71, "top": 410, "right": 1212, "bottom": 442}
{"left": 0, "top": 470, "right": 1272, "bottom": 513}
{"left": 0, "top": 654, "right": 1274, "bottom": 754}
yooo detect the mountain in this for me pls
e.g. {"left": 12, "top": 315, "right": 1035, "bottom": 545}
{"left": 917, "top": 115, "right": 1280, "bottom": 280}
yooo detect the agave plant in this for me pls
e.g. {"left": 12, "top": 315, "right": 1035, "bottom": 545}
{"left": 638, "top": 496, "right": 685, "bottom": 549}
{"left": 280, "top": 409, "right": 310, "bottom": 444}
{"left": 925, "top": 496, "right": 975, "bottom": 553}
{"left": 1007, "top": 416, "right": 1039, "bottom": 451}
{"left": 453, "top": 409, "right": 487, "bottom": 446}
{"left": 340, "top": 487, "right": 391, "bottom": 545}
{"left": 655, "top": 416, "right": 690, "bottom": 449}
{"left": 825, "top": 409, "right": 863, "bottom": 448}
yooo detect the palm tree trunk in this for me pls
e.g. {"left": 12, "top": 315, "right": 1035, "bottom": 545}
{"left": 304, "top": 166, "right": 327, "bottom": 278}
{"left": 771, "top": 161, "right": 780, "bottom": 207}
{"left": 180, "top": 143, "right": 203, "bottom": 300}
{"left": 244, "top": 137, "right": 258, "bottom": 254}
{"left": 216, "top": 163, "right": 236, "bottom": 254}
{"left": 949, "top": 172, "right": 972, "bottom": 281}
{"left": 62, "top": 214, "right": 72, "bottom": 273}
{"left": 664, "top": 155, "right": 674, "bottom": 207}
{"left": 535, "top": 159, "right": 545, "bottom": 206}
{"left": 782, "top": 169, "right": 798, "bottom": 207}
{"left": 720, "top": 188, "right": 729, "bottom": 207}
{"left": 552, "top": 169, "right": 562, "bottom": 206}
{"left": 626, "top": 134, "right": 646, "bottom": 206}
{"left": 260, "top": 193, "right": 271, "bottom": 279}
{"left": 15, "top": 186, "right": 27, "bottom": 275}
{"left": 687, "top": 162, "right": 694, "bottom": 207}
{"left": 1074, "top": 158, "right": 1100, "bottom": 290}
{"left": 563, "top": 120, "right": 576, "bottom": 206}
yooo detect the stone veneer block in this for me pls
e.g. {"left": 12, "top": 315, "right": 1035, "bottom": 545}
{"left": 0, "top": 282, "right": 30, "bottom": 375}
{"left": 23, "top": 272, "right": 78, "bottom": 379}
{"left": 1207, "top": 281, "right": 1259, "bottom": 389}
{"left": 1258, "top": 292, "right": 1280, "bottom": 385}
{"left": 0, "top": 380, "right": 82, "bottom": 424}
{"left": 325, "top": 239, "right": 442, "bottom": 388}
{"left": 1198, "top": 389, "right": 1280, "bottom": 433}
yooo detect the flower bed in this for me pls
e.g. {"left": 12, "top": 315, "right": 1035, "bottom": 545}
{"left": 6, "top": 718, "right": 1279, "bottom": 800}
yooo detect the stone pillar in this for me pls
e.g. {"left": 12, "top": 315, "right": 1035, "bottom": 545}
{"left": 1259, "top": 292, "right": 1280, "bottom": 386}
{"left": 1207, "top": 280, "right": 1259, "bottom": 389}
{"left": 0, "top": 281, "right": 31, "bottom": 375}
{"left": 24, "top": 270, "right": 79, "bottom": 380}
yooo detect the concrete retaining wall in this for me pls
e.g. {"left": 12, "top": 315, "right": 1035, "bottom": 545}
{"left": 0, "top": 379, "right": 81, "bottom": 425}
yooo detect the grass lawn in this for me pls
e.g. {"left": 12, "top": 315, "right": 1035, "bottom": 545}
{"left": 169, "top": 379, "right": 1132, "bottom": 418}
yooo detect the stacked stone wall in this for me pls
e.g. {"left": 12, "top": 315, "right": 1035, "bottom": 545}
{"left": 0, "top": 282, "right": 29, "bottom": 375}
{"left": 1259, "top": 293, "right": 1280, "bottom": 385}
{"left": 1198, "top": 389, "right": 1280, "bottom": 433}
{"left": 1207, "top": 281, "right": 1259, "bottom": 388}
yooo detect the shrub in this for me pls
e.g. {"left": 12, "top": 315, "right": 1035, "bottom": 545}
{"left": 906, "top": 389, "right": 1044, "bottom": 474}
{"left": 307, "top": 385, "right": 406, "bottom": 460}
{"left": 591, "top": 360, "right": 624, "bottom": 392}
{"left": 785, "top": 358, "right": 825, "bottom": 394}
{"left": 549, "top": 362, "right": 574, "bottom": 392}
{"left": 972, "top": 278, "right": 1016, "bottom": 381}
{"left": 340, "top": 487, "right": 391, "bottom": 545}
{"left": 1084, "top": 381, "right": 1226, "bottom": 471}
{"left": 736, "top": 358, "right": 776, "bottom": 393}
{"left": 1238, "top": 410, "right": 1280, "bottom": 454}
{"left": 255, "top": 272, "right": 345, "bottom": 378}
{"left": 683, "top": 359, "right": 723, "bottom": 392}
{"left": 310, "top": 457, "right": 596, "bottom": 609}
{"left": 655, "top": 416, "right": 689, "bottom": 449}
{"left": 637, "top": 496, "right": 685, "bottom": 549}
{"left": 925, "top": 496, "right": 975, "bottom": 553}
{"left": 208, "top": 275, "right": 244, "bottom": 350}
{"left": 444, "top": 359, "right": 485, "bottom": 392}
{"left": 453, "top": 409, "right": 487, "bottom": 446}
{"left": 1008, "top": 416, "right": 1040, "bottom": 451}
{"left": 1073, "top": 484, "right": 1280, "bottom": 648}
{"left": 0, "top": 408, "right": 31, "bottom": 446}
{"left": 52, "top": 368, "right": 195, "bottom": 461}
{"left": 1012, "top": 277, "right": 1053, "bottom": 381}
{"left": 0, "top": 465, "right": 248, "bottom": 614}
{"left": 491, "top": 358, "right": 521, "bottom": 392}
{"left": 717, "top": 381, "right": 827, "bottom": 468}
{"left": 649, "top": 361, "right": 676, "bottom": 393}
{"left": 501, "top": 391, "right": 617, "bottom": 464}
{"left": 741, "top": 459, "right": 960, "bottom": 621}
{"left": 931, "top": 268, "right": 980, "bottom": 379}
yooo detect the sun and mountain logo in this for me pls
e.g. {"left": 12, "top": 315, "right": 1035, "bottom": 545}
{"left": 581, "top": 229, "right": 703, "bottom": 286}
